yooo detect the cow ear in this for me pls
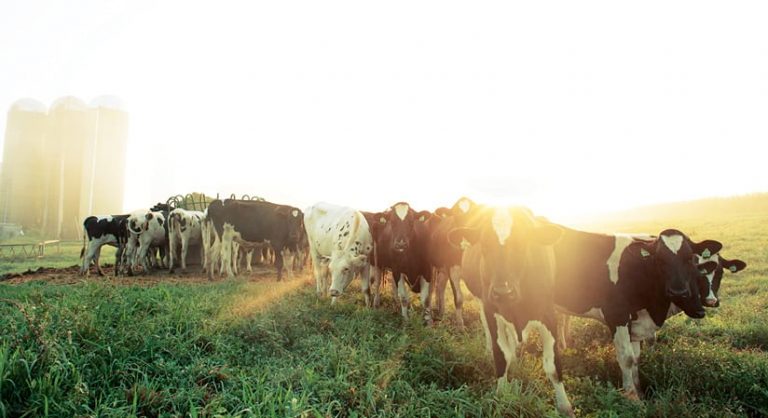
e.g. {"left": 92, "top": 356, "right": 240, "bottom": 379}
{"left": 416, "top": 211, "right": 431, "bottom": 223}
{"left": 693, "top": 240, "right": 722, "bottom": 258}
{"left": 435, "top": 207, "right": 452, "bottom": 218}
{"left": 639, "top": 243, "right": 654, "bottom": 258}
{"left": 532, "top": 224, "right": 562, "bottom": 245}
{"left": 448, "top": 227, "right": 480, "bottom": 250}
{"left": 721, "top": 258, "right": 747, "bottom": 274}
{"left": 697, "top": 260, "right": 718, "bottom": 275}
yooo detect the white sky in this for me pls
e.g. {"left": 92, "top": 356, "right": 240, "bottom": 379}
{"left": 1, "top": 0, "right": 767, "bottom": 223}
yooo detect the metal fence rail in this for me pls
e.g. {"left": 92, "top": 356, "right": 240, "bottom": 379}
{"left": 165, "top": 192, "right": 266, "bottom": 212}
{"left": 0, "top": 240, "right": 61, "bottom": 260}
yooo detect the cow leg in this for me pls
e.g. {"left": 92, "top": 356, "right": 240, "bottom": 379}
{"left": 434, "top": 267, "right": 448, "bottom": 320}
{"left": 494, "top": 314, "right": 519, "bottom": 383}
{"left": 372, "top": 266, "right": 383, "bottom": 308}
{"left": 557, "top": 314, "right": 571, "bottom": 351}
{"left": 115, "top": 244, "right": 124, "bottom": 277}
{"left": 481, "top": 306, "right": 510, "bottom": 389}
{"left": 275, "top": 249, "right": 285, "bottom": 281}
{"left": 94, "top": 246, "right": 105, "bottom": 276}
{"left": 311, "top": 252, "right": 326, "bottom": 297}
{"left": 81, "top": 242, "right": 95, "bottom": 276}
{"left": 137, "top": 243, "right": 151, "bottom": 274}
{"left": 479, "top": 302, "right": 494, "bottom": 356}
{"left": 631, "top": 341, "right": 643, "bottom": 397}
{"left": 361, "top": 263, "right": 372, "bottom": 308}
{"left": 448, "top": 265, "right": 464, "bottom": 328}
{"left": 283, "top": 249, "right": 295, "bottom": 279}
{"left": 221, "top": 230, "right": 235, "bottom": 279}
{"left": 612, "top": 325, "right": 641, "bottom": 400}
{"left": 396, "top": 273, "right": 410, "bottom": 320}
{"left": 531, "top": 320, "right": 575, "bottom": 417}
{"left": 180, "top": 235, "right": 189, "bottom": 271}
{"left": 169, "top": 235, "right": 178, "bottom": 273}
{"left": 419, "top": 275, "right": 432, "bottom": 325}
{"left": 246, "top": 250, "right": 253, "bottom": 273}
{"left": 232, "top": 241, "right": 240, "bottom": 276}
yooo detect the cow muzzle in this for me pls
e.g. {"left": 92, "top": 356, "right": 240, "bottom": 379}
{"left": 704, "top": 296, "right": 718, "bottom": 307}
{"left": 394, "top": 239, "right": 409, "bottom": 252}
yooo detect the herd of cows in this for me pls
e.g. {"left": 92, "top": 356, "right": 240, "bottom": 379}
{"left": 79, "top": 197, "right": 747, "bottom": 417}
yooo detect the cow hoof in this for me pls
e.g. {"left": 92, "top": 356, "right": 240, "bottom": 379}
{"left": 623, "top": 390, "right": 641, "bottom": 402}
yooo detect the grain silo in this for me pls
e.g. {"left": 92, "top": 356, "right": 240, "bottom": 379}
{"left": 0, "top": 99, "right": 48, "bottom": 233}
{"left": 86, "top": 96, "right": 128, "bottom": 216}
{"left": 43, "top": 96, "right": 96, "bottom": 239}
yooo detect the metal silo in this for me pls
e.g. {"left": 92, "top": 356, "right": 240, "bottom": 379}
{"left": 0, "top": 99, "right": 48, "bottom": 233}
{"left": 44, "top": 96, "right": 96, "bottom": 239}
{"left": 87, "top": 96, "right": 128, "bottom": 216}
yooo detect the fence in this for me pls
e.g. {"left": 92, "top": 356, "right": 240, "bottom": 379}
{"left": 165, "top": 193, "right": 266, "bottom": 212}
{"left": 0, "top": 240, "right": 61, "bottom": 260}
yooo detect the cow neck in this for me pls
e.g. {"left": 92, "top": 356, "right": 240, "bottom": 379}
{"left": 620, "top": 240, "right": 671, "bottom": 327}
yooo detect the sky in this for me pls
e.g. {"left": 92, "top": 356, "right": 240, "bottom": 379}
{"left": 1, "top": 0, "right": 767, "bottom": 223}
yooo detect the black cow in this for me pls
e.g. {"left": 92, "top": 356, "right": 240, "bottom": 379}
{"left": 427, "top": 197, "right": 482, "bottom": 327}
{"left": 448, "top": 206, "right": 574, "bottom": 416}
{"left": 206, "top": 199, "right": 303, "bottom": 280}
{"left": 549, "top": 225, "right": 720, "bottom": 400}
{"left": 79, "top": 215, "right": 129, "bottom": 276}
{"left": 370, "top": 202, "right": 433, "bottom": 321}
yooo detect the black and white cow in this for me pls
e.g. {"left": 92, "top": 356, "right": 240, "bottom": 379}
{"left": 448, "top": 206, "right": 574, "bottom": 416}
{"left": 549, "top": 225, "right": 720, "bottom": 400}
{"left": 168, "top": 208, "right": 204, "bottom": 273}
{"left": 123, "top": 209, "right": 170, "bottom": 274}
{"left": 80, "top": 215, "right": 129, "bottom": 276}
{"left": 206, "top": 199, "right": 304, "bottom": 280}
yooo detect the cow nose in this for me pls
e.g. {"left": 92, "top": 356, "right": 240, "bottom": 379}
{"left": 705, "top": 297, "right": 718, "bottom": 307}
{"left": 394, "top": 239, "right": 408, "bottom": 251}
{"left": 329, "top": 289, "right": 340, "bottom": 297}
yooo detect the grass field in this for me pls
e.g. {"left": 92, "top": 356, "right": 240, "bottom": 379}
{"left": 1, "top": 197, "right": 766, "bottom": 417}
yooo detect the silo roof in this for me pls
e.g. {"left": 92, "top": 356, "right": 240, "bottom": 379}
{"left": 90, "top": 95, "right": 126, "bottom": 111}
{"left": 50, "top": 96, "right": 87, "bottom": 112}
{"left": 9, "top": 98, "right": 47, "bottom": 113}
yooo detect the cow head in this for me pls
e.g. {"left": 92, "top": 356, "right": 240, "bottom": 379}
{"left": 448, "top": 207, "right": 562, "bottom": 303}
{"left": 695, "top": 252, "right": 747, "bottom": 307}
{"left": 639, "top": 229, "right": 721, "bottom": 319}
{"left": 276, "top": 206, "right": 304, "bottom": 243}
{"left": 380, "top": 202, "right": 418, "bottom": 254}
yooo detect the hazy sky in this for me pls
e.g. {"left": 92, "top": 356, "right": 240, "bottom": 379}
{"left": 1, "top": 1, "right": 767, "bottom": 222}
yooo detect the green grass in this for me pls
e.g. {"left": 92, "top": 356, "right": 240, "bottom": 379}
{"left": 1, "top": 199, "right": 767, "bottom": 417}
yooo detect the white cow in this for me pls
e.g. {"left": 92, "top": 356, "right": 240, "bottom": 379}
{"left": 167, "top": 208, "right": 204, "bottom": 273}
{"left": 304, "top": 202, "right": 374, "bottom": 306}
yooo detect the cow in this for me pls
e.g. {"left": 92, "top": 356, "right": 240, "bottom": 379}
{"left": 695, "top": 251, "right": 747, "bottom": 307}
{"left": 79, "top": 215, "right": 129, "bottom": 276}
{"left": 167, "top": 208, "right": 205, "bottom": 273}
{"left": 206, "top": 199, "right": 303, "bottom": 280}
{"left": 448, "top": 206, "right": 574, "bottom": 416}
{"left": 123, "top": 209, "right": 170, "bottom": 274}
{"left": 426, "top": 197, "right": 482, "bottom": 328}
{"left": 547, "top": 224, "right": 720, "bottom": 400}
{"left": 304, "top": 202, "right": 374, "bottom": 305}
{"left": 371, "top": 202, "right": 433, "bottom": 322}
